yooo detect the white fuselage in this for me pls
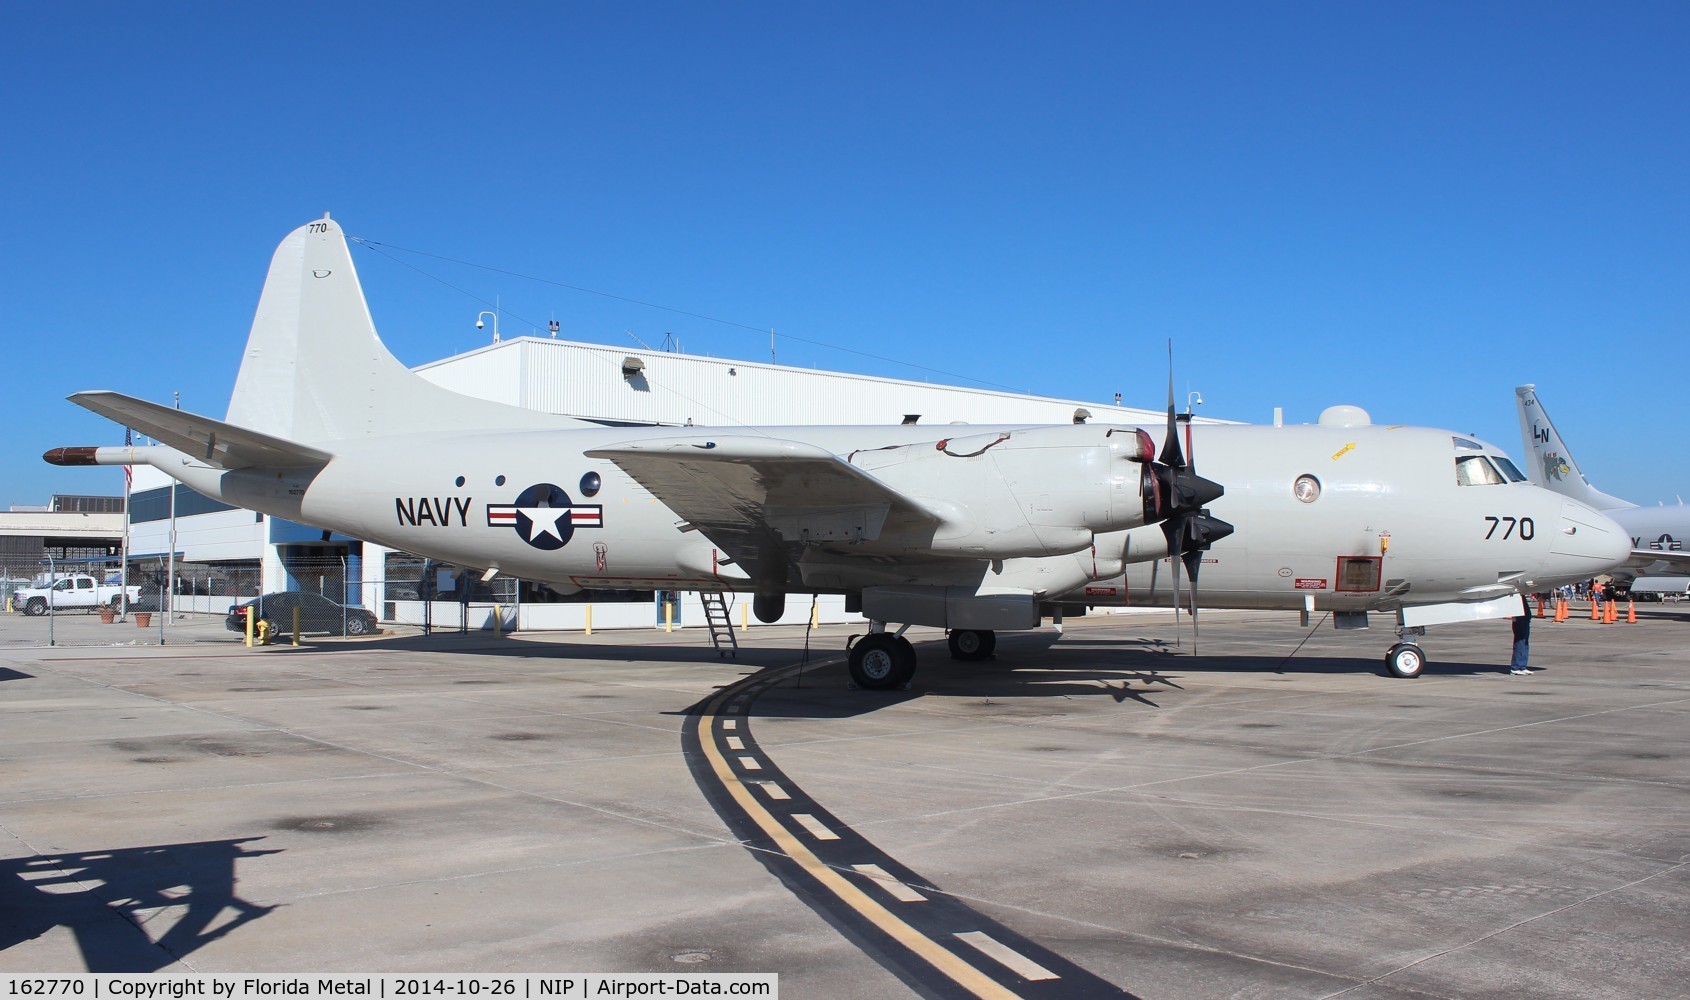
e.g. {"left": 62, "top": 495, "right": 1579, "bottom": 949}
{"left": 157, "top": 418, "right": 1628, "bottom": 616}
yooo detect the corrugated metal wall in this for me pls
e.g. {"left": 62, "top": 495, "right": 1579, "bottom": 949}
{"left": 413, "top": 344, "right": 524, "bottom": 405}
{"left": 420, "top": 338, "right": 1178, "bottom": 429}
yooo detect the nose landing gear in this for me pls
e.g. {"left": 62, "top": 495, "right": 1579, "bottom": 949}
{"left": 1385, "top": 625, "right": 1428, "bottom": 678}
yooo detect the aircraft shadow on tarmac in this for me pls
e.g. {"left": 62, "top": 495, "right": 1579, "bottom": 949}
{"left": 0, "top": 667, "right": 32, "bottom": 682}
{"left": 318, "top": 629, "right": 817, "bottom": 669}
{"left": 728, "top": 635, "right": 1515, "bottom": 719}
{"left": 1009, "top": 638, "right": 1515, "bottom": 678}
{"left": 0, "top": 838, "right": 280, "bottom": 971}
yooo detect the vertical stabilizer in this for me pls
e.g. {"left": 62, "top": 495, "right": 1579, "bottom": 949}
{"left": 226, "top": 216, "right": 576, "bottom": 444}
{"left": 1514, "top": 384, "right": 1634, "bottom": 511}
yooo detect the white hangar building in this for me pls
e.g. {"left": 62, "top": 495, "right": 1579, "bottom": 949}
{"left": 126, "top": 337, "right": 1185, "bottom": 629}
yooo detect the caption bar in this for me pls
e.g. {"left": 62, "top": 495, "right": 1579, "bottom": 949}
{"left": 1, "top": 977, "right": 776, "bottom": 1000}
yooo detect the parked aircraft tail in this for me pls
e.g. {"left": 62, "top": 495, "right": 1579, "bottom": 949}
{"left": 1514, "top": 384, "right": 1634, "bottom": 511}
{"left": 224, "top": 215, "right": 581, "bottom": 446}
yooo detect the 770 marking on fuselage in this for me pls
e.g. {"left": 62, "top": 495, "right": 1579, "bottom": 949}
{"left": 396, "top": 496, "right": 472, "bottom": 527}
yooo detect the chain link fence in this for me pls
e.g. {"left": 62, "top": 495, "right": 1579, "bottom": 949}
{"left": 1, "top": 552, "right": 860, "bottom": 649}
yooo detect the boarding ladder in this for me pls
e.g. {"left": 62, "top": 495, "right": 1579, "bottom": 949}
{"left": 698, "top": 590, "right": 739, "bottom": 659}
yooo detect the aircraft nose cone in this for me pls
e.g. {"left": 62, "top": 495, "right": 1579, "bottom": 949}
{"left": 1542, "top": 500, "right": 1631, "bottom": 585}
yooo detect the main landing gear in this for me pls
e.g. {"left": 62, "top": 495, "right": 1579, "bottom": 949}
{"left": 1385, "top": 626, "right": 1428, "bottom": 678}
{"left": 848, "top": 628, "right": 915, "bottom": 690}
{"left": 947, "top": 628, "right": 996, "bottom": 661}
{"left": 848, "top": 626, "right": 1001, "bottom": 690}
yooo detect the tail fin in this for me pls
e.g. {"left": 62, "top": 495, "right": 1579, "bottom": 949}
{"left": 226, "top": 215, "right": 579, "bottom": 444}
{"left": 1513, "top": 384, "right": 1634, "bottom": 511}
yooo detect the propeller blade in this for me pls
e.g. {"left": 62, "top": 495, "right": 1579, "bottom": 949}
{"left": 1158, "top": 342, "right": 1184, "bottom": 469}
{"left": 1170, "top": 538, "right": 1185, "bottom": 647}
{"left": 1188, "top": 561, "right": 1201, "bottom": 655}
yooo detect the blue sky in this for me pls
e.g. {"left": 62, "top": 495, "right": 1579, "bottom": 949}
{"left": 3, "top": 2, "right": 1685, "bottom": 509}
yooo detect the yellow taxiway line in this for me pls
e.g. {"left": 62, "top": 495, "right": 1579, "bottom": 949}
{"left": 697, "top": 670, "right": 1023, "bottom": 1000}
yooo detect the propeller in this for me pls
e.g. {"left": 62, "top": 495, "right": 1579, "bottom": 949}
{"left": 1140, "top": 344, "right": 1235, "bottom": 653}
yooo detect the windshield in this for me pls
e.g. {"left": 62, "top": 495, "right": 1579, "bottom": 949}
{"left": 1490, "top": 455, "right": 1528, "bottom": 483}
{"left": 1455, "top": 455, "right": 1507, "bottom": 487}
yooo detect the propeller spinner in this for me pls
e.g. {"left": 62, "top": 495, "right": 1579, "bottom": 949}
{"left": 1141, "top": 349, "right": 1235, "bottom": 651}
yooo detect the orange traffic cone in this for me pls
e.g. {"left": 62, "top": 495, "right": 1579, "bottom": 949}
{"left": 1556, "top": 599, "right": 1568, "bottom": 622}
{"left": 1590, "top": 599, "right": 1601, "bottom": 621}
{"left": 1605, "top": 601, "right": 1619, "bottom": 624}
{"left": 1535, "top": 595, "right": 1546, "bottom": 618}
{"left": 1627, "top": 600, "right": 1637, "bottom": 624}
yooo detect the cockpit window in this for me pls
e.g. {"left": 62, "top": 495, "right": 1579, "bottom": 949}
{"left": 1452, "top": 436, "right": 1485, "bottom": 452}
{"left": 1456, "top": 455, "right": 1507, "bottom": 486}
{"left": 1490, "top": 455, "right": 1528, "bottom": 483}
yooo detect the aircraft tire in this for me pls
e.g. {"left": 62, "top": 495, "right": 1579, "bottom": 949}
{"left": 892, "top": 635, "right": 917, "bottom": 685}
{"left": 947, "top": 628, "right": 996, "bottom": 661}
{"left": 1385, "top": 643, "right": 1425, "bottom": 679}
{"left": 850, "top": 634, "right": 912, "bottom": 690}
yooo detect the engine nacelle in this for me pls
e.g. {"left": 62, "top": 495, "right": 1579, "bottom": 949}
{"left": 861, "top": 585, "right": 1041, "bottom": 631}
{"left": 852, "top": 424, "right": 1157, "bottom": 559}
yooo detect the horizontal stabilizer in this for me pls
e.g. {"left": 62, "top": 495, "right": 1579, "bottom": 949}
{"left": 69, "top": 391, "right": 331, "bottom": 469}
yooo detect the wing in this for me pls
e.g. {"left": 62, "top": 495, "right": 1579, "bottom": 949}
{"left": 70, "top": 391, "right": 331, "bottom": 469}
{"left": 585, "top": 435, "right": 942, "bottom": 585}
{"left": 1622, "top": 548, "right": 1690, "bottom": 574}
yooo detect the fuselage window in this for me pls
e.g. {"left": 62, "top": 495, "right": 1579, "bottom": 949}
{"left": 1455, "top": 455, "right": 1507, "bottom": 487}
{"left": 1490, "top": 455, "right": 1528, "bottom": 483}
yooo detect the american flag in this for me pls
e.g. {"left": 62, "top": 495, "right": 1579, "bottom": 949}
{"left": 123, "top": 427, "right": 133, "bottom": 492}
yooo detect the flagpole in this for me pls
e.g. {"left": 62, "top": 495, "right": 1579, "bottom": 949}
{"left": 167, "top": 390, "right": 179, "bottom": 624}
{"left": 119, "top": 426, "right": 132, "bottom": 620}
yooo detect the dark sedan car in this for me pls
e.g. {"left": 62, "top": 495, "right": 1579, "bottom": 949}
{"left": 226, "top": 592, "right": 379, "bottom": 636}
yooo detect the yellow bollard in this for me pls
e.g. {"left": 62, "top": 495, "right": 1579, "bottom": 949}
{"left": 292, "top": 607, "right": 301, "bottom": 646}
{"left": 811, "top": 601, "right": 819, "bottom": 628}
{"left": 584, "top": 604, "right": 593, "bottom": 635}
{"left": 664, "top": 601, "right": 674, "bottom": 632}
{"left": 493, "top": 605, "right": 503, "bottom": 637}
{"left": 4, "top": 597, "right": 11, "bottom": 613}
{"left": 245, "top": 607, "right": 254, "bottom": 648}
{"left": 741, "top": 603, "right": 748, "bottom": 629}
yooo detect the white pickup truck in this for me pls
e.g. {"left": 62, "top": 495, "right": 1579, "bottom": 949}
{"left": 13, "top": 575, "right": 142, "bottom": 616}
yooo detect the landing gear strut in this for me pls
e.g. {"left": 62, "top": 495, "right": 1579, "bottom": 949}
{"left": 947, "top": 628, "right": 996, "bottom": 661}
{"left": 848, "top": 628, "right": 915, "bottom": 690}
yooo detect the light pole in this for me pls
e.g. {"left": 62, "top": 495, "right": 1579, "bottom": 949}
{"left": 42, "top": 554, "right": 55, "bottom": 647}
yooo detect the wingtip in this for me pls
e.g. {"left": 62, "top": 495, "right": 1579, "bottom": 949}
{"left": 44, "top": 447, "right": 99, "bottom": 466}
